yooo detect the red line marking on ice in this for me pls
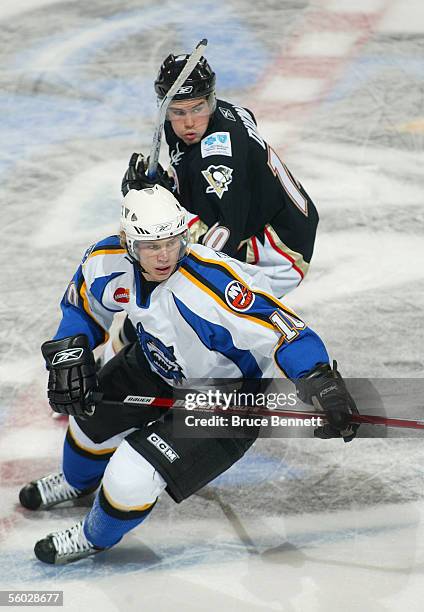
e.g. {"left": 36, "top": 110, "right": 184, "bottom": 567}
{"left": 248, "top": 0, "right": 393, "bottom": 150}
{"left": 0, "top": 516, "right": 18, "bottom": 543}
{"left": 1, "top": 458, "right": 58, "bottom": 487}
{"left": 0, "top": 382, "right": 62, "bottom": 543}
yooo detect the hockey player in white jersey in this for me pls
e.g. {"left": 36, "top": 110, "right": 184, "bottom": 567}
{"left": 19, "top": 186, "right": 358, "bottom": 564}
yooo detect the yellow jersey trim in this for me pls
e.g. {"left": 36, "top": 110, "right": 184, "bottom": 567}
{"left": 80, "top": 281, "right": 110, "bottom": 344}
{"left": 68, "top": 425, "right": 117, "bottom": 456}
{"left": 103, "top": 487, "right": 155, "bottom": 512}
{"left": 179, "top": 266, "right": 276, "bottom": 331}
{"left": 188, "top": 250, "right": 300, "bottom": 318}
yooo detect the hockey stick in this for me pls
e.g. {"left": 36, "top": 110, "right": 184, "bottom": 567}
{"left": 147, "top": 38, "right": 208, "bottom": 179}
{"left": 101, "top": 395, "right": 424, "bottom": 430}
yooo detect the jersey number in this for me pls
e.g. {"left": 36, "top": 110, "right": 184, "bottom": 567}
{"left": 202, "top": 222, "right": 231, "bottom": 251}
{"left": 270, "top": 310, "right": 305, "bottom": 342}
{"left": 267, "top": 146, "right": 308, "bottom": 216}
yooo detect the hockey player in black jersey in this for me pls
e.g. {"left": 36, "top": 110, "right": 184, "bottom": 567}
{"left": 123, "top": 52, "right": 318, "bottom": 298}
{"left": 107, "top": 51, "right": 320, "bottom": 363}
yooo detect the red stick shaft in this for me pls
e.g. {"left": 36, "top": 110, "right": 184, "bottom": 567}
{"left": 121, "top": 396, "right": 424, "bottom": 430}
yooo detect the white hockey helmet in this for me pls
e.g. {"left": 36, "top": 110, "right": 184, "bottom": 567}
{"left": 120, "top": 185, "right": 189, "bottom": 262}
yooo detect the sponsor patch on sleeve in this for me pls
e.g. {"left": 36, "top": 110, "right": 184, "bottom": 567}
{"left": 201, "top": 132, "right": 232, "bottom": 158}
{"left": 114, "top": 287, "right": 130, "bottom": 303}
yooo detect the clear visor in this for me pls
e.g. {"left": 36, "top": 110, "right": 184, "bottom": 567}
{"left": 165, "top": 95, "right": 215, "bottom": 121}
{"left": 133, "top": 231, "right": 190, "bottom": 264}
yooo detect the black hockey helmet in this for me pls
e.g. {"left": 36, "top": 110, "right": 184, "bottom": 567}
{"left": 154, "top": 54, "right": 216, "bottom": 101}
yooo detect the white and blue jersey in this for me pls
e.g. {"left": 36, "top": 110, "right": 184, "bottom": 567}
{"left": 54, "top": 237, "right": 329, "bottom": 385}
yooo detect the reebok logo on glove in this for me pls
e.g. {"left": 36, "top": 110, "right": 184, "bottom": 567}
{"left": 52, "top": 348, "right": 84, "bottom": 365}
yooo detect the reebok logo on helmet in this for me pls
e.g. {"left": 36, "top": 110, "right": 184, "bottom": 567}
{"left": 177, "top": 85, "right": 193, "bottom": 95}
{"left": 154, "top": 223, "right": 172, "bottom": 232}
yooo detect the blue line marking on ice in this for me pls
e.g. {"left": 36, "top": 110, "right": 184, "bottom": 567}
{"left": 2, "top": 3, "right": 269, "bottom": 178}
{"left": 325, "top": 56, "right": 424, "bottom": 103}
{"left": 178, "top": 2, "right": 269, "bottom": 89}
{"left": 13, "top": 8, "right": 168, "bottom": 71}
{"left": 77, "top": 192, "right": 120, "bottom": 228}
{"left": 212, "top": 453, "right": 304, "bottom": 487}
{"left": 14, "top": 3, "right": 268, "bottom": 89}
{"left": 0, "top": 79, "right": 151, "bottom": 178}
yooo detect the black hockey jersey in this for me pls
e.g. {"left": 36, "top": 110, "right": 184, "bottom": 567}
{"left": 164, "top": 99, "right": 319, "bottom": 296}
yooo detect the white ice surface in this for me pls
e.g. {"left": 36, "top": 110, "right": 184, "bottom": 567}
{"left": 1, "top": 0, "right": 423, "bottom": 610}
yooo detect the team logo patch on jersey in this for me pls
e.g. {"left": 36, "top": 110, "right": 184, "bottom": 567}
{"left": 114, "top": 287, "right": 130, "bottom": 303}
{"left": 136, "top": 322, "right": 185, "bottom": 383}
{"left": 201, "top": 132, "right": 232, "bottom": 158}
{"left": 201, "top": 165, "right": 233, "bottom": 199}
{"left": 225, "top": 280, "right": 255, "bottom": 312}
{"left": 219, "top": 107, "right": 236, "bottom": 121}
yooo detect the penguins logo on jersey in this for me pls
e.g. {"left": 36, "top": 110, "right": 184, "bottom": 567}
{"left": 136, "top": 322, "right": 185, "bottom": 383}
{"left": 225, "top": 280, "right": 255, "bottom": 312}
{"left": 201, "top": 165, "right": 233, "bottom": 199}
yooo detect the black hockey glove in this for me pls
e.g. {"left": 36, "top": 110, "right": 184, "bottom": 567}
{"left": 121, "top": 152, "right": 175, "bottom": 196}
{"left": 296, "top": 361, "right": 359, "bottom": 443}
{"left": 41, "top": 334, "right": 101, "bottom": 419}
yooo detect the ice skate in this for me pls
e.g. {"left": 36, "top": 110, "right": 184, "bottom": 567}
{"left": 34, "top": 521, "right": 102, "bottom": 564}
{"left": 19, "top": 472, "right": 96, "bottom": 510}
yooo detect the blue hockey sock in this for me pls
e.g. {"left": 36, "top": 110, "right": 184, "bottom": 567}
{"left": 84, "top": 485, "right": 156, "bottom": 549}
{"left": 62, "top": 429, "right": 111, "bottom": 491}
